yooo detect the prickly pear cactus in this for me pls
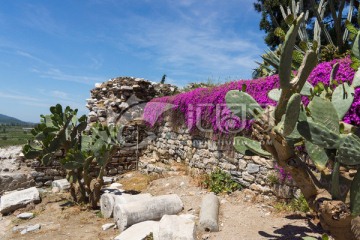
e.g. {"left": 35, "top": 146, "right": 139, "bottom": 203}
{"left": 23, "top": 104, "right": 87, "bottom": 163}
{"left": 225, "top": 9, "right": 360, "bottom": 222}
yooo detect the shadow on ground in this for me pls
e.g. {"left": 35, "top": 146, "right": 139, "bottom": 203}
{"left": 258, "top": 215, "right": 326, "bottom": 240}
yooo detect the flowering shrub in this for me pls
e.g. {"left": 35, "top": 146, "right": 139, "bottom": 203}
{"left": 143, "top": 57, "right": 359, "bottom": 132}
{"left": 274, "top": 163, "right": 292, "bottom": 182}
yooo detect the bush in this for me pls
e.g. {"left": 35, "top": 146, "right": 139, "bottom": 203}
{"left": 273, "top": 193, "right": 310, "bottom": 213}
{"left": 143, "top": 57, "right": 359, "bottom": 133}
{"left": 203, "top": 168, "right": 241, "bottom": 194}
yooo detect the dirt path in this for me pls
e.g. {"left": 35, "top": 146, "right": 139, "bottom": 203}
{"left": 0, "top": 171, "right": 325, "bottom": 240}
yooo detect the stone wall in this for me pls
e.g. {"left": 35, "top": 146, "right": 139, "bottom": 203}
{"left": 87, "top": 76, "right": 178, "bottom": 126}
{"left": 17, "top": 77, "right": 177, "bottom": 187}
{"left": 139, "top": 119, "right": 298, "bottom": 198}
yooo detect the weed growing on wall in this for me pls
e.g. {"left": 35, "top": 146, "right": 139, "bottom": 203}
{"left": 203, "top": 168, "right": 242, "bottom": 195}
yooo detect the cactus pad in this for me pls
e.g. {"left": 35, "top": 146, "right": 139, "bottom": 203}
{"left": 305, "top": 141, "right": 328, "bottom": 171}
{"left": 268, "top": 88, "right": 281, "bottom": 102}
{"left": 337, "top": 134, "right": 360, "bottom": 165}
{"left": 308, "top": 96, "right": 339, "bottom": 133}
{"left": 350, "top": 171, "right": 360, "bottom": 216}
{"left": 331, "top": 83, "right": 355, "bottom": 120}
{"left": 352, "top": 68, "right": 360, "bottom": 88}
{"left": 283, "top": 93, "right": 301, "bottom": 136}
{"left": 233, "top": 136, "right": 271, "bottom": 158}
{"left": 297, "top": 120, "right": 341, "bottom": 149}
{"left": 225, "top": 90, "right": 263, "bottom": 118}
{"left": 279, "top": 13, "right": 304, "bottom": 89}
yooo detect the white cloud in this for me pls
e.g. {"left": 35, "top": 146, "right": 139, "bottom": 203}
{"left": 21, "top": 4, "right": 65, "bottom": 36}
{"left": 15, "top": 50, "right": 50, "bottom": 65}
{"left": 0, "top": 91, "right": 41, "bottom": 102}
{"left": 50, "top": 90, "right": 69, "bottom": 100}
{"left": 105, "top": 1, "right": 264, "bottom": 82}
{"left": 32, "top": 68, "right": 104, "bottom": 85}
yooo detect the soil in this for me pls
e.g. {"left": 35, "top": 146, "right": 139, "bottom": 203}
{"left": 0, "top": 169, "right": 326, "bottom": 240}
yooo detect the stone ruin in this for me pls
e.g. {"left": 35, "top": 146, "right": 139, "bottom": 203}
{"left": 0, "top": 76, "right": 297, "bottom": 202}
{"left": 86, "top": 76, "right": 178, "bottom": 126}
{"left": 10, "top": 77, "right": 179, "bottom": 188}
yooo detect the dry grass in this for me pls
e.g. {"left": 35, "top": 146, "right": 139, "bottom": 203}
{"left": 186, "top": 167, "right": 208, "bottom": 189}
{"left": 118, "top": 171, "right": 162, "bottom": 192}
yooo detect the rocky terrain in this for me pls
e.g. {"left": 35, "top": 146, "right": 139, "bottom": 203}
{"left": 0, "top": 146, "right": 326, "bottom": 240}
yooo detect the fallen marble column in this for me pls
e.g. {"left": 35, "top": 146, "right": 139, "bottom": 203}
{"left": 199, "top": 192, "right": 220, "bottom": 232}
{"left": 114, "top": 194, "right": 183, "bottom": 231}
{"left": 100, "top": 193, "right": 152, "bottom": 218}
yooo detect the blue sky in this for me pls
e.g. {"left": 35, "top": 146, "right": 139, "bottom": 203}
{"left": 0, "top": 0, "right": 267, "bottom": 122}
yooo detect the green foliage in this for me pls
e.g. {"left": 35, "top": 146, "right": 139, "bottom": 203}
{"left": 226, "top": 14, "right": 360, "bottom": 219}
{"left": 279, "top": 13, "right": 304, "bottom": 89}
{"left": 0, "top": 126, "right": 33, "bottom": 147}
{"left": 283, "top": 93, "right": 301, "bottom": 136}
{"left": 203, "top": 169, "right": 241, "bottom": 195}
{"left": 22, "top": 104, "right": 122, "bottom": 208}
{"left": 302, "top": 234, "right": 330, "bottom": 240}
{"left": 331, "top": 83, "right": 355, "bottom": 119}
{"left": 181, "top": 78, "right": 221, "bottom": 92}
{"left": 267, "top": 173, "right": 280, "bottom": 185}
{"left": 160, "top": 74, "right": 166, "bottom": 84}
{"left": 253, "top": 0, "right": 356, "bottom": 78}
{"left": 273, "top": 193, "right": 310, "bottom": 213}
{"left": 225, "top": 90, "right": 263, "bottom": 118}
{"left": 233, "top": 136, "right": 271, "bottom": 158}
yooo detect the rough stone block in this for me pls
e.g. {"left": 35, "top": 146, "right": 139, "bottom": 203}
{"left": 157, "top": 215, "right": 196, "bottom": 240}
{"left": 114, "top": 221, "right": 159, "bottom": 240}
{"left": 52, "top": 179, "right": 70, "bottom": 191}
{"left": 0, "top": 187, "right": 40, "bottom": 215}
{"left": 0, "top": 173, "right": 35, "bottom": 195}
{"left": 247, "top": 163, "right": 260, "bottom": 174}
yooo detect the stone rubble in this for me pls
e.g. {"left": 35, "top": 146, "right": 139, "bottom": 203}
{"left": 0, "top": 146, "right": 35, "bottom": 195}
{"left": 101, "top": 223, "right": 115, "bottom": 231}
{"left": 0, "top": 187, "right": 41, "bottom": 215}
{"left": 114, "top": 220, "right": 159, "bottom": 240}
{"left": 52, "top": 179, "right": 70, "bottom": 191}
{"left": 157, "top": 214, "right": 196, "bottom": 240}
{"left": 16, "top": 212, "right": 34, "bottom": 220}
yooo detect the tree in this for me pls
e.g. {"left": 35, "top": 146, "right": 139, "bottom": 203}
{"left": 254, "top": 0, "right": 359, "bottom": 52}
{"left": 226, "top": 14, "right": 360, "bottom": 239}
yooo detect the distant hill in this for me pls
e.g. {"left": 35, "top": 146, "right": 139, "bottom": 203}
{"left": 0, "top": 114, "right": 34, "bottom": 126}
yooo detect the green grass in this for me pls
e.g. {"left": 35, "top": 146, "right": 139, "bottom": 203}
{"left": 0, "top": 125, "right": 33, "bottom": 147}
{"left": 273, "top": 193, "right": 310, "bottom": 213}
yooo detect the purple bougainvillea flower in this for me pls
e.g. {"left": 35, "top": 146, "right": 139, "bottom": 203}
{"left": 143, "top": 57, "right": 359, "bottom": 131}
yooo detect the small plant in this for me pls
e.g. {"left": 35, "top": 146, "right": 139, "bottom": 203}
{"left": 2, "top": 136, "right": 7, "bottom": 140}
{"left": 273, "top": 193, "right": 310, "bottom": 213}
{"left": 160, "top": 74, "right": 166, "bottom": 84}
{"left": 274, "top": 164, "right": 292, "bottom": 183}
{"left": 203, "top": 168, "right": 241, "bottom": 194}
{"left": 302, "top": 233, "right": 330, "bottom": 240}
{"left": 144, "top": 233, "right": 154, "bottom": 240}
{"left": 267, "top": 172, "right": 280, "bottom": 185}
{"left": 289, "top": 193, "right": 310, "bottom": 213}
